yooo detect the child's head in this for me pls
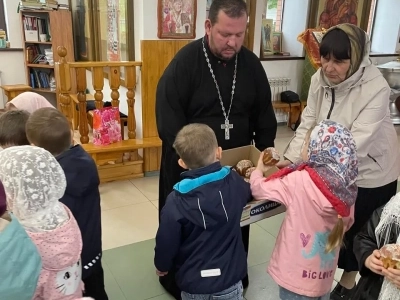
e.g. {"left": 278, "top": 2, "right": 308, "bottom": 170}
{"left": 0, "top": 110, "right": 30, "bottom": 148}
{"left": 6, "top": 92, "right": 54, "bottom": 114}
{"left": 26, "top": 108, "right": 72, "bottom": 156}
{"left": 173, "top": 123, "right": 221, "bottom": 170}
{"left": 0, "top": 145, "right": 67, "bottom": 231}
{"left": 306, "top": 120, "right": 358, "bottom": 252}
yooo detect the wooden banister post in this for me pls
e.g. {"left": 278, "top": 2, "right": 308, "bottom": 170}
{"left": 76, "top": 67, "right": 89, "bottom": 144}
{"left": 109, "top": 67, "right": 120, "bottom": 109}
{"left": 55, "top": 46, "right": 72, "bottom": 126}
{"left": 125, "top": 66, "right": 136, "bottom": 139}
{"left": 92, "top": 67, "right": 104, "bottom": 110}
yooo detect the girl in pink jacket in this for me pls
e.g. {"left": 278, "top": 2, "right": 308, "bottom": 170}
{"left": 250, "top": 120, "right": 357, "bottom": 299}
{"left": 0, "top": 146, "right": 91, "bottom": 300}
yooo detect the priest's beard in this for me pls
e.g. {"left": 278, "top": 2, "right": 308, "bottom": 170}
{"left": 208, "top": 33, "right": 238, "bottom": 61}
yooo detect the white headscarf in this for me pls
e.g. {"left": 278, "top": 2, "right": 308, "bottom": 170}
{"left": 375, "top": 193, "right": 400, "bottom": 300}
{"left": 6, "top": 92, "right": 54, "bottom": 113}
{"left": 0, "top": 145, "right": 68, "bottom": 232}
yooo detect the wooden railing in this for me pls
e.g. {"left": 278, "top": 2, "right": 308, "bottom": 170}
{"left": 55, "top": 46, "right": 141, "bottom": 144}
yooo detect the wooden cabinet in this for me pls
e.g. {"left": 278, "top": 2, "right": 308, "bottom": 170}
{"left": 20, "top": 9, "right": 75, "bottom": 106}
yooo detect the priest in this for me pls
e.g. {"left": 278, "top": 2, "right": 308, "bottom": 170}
{"left": 155, "top": 0, "right": 277, "bottom": 298}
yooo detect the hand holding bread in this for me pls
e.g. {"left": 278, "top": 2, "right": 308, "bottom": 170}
{"left": 256, "top": 147, "right": 280, "bottom": 173}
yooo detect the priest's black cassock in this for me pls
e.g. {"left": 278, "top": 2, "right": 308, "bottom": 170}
{"left": 155, "top": 37, "right": 277, "bottom": 299}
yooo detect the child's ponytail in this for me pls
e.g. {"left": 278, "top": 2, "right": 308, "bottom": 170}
{"left": 325, "top": 216, "right": 344, "bottom": 253}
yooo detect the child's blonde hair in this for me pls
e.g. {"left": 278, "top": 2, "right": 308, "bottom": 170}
{"left": 326, "top": 217, "right": 345, "bottom": 253}
{"left": 305, "top": 123, "right": 346, "bottom": 253}
{"left": 173, "top": 123, "right": 218, "bottom": 169}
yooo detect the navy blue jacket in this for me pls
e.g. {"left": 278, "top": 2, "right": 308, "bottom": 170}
{"left": 56, "top": 145, "right": 102, "bottom": 279}
{"left": 154, "top": 162, "right": 252, "bottom": 294}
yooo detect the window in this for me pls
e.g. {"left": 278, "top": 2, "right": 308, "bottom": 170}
{"left": 71, "top": 0, "right": 134, "bottom": 62}
{"left": 0, "top": 0, "right": 7, "bottom": 37}
{"left": 262, "top": 0, "right": 284, "bottom": 32}
{"left": 98, "top": 0, "right": 132, "bottom": 61}
{"left": 260, "top": 0, "right": 285, "bottom": 57}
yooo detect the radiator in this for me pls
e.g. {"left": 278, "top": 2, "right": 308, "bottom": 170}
{"left": 268, "top": 77, "right": 291, "bottom": 123}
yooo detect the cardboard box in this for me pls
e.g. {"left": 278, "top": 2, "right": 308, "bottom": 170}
{"left": 220, "top": 145, "right": 286, "bottom": 227}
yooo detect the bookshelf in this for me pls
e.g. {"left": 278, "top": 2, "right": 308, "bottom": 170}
{"left": 20, "top": 9, "right": 75, "bottom": 105}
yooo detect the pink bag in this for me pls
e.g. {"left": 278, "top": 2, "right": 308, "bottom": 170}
{"left": 92, "top": 107, "right": 122, "bottom": 145}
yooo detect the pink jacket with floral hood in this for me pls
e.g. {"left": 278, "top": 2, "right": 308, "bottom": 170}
{"left": 250, "top": 120, "right": 357, "bottom": 297}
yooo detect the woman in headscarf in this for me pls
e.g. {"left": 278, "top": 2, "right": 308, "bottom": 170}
{"left": 6, "top": 92, "right": 54, "bottom": 113}
{"left": 278, "top": 23, "right": 400, "bottom": 300}
{"left": 0, "top": 146, "right": 87, "bottom": 300}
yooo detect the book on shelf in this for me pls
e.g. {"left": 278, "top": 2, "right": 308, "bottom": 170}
{"left": 29, "top": 69, "right": 55, "bottom": 90}
{"left": 23, "top": 15, "right": 51, "bottom": 42}
{"left": 26, "top": 44, "right": 52, "bottom": 64}
{"left": 19, "top": 0, "right": 65, "bottom": 11}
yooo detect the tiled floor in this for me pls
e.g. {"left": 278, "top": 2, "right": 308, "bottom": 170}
{"left": 97, "top": 124, "right": 399, "bottom": 299}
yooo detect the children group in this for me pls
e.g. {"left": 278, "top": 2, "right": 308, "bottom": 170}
{"left": 1, "top": 91, "right": 400, "bottom": 300}
{"left": 154, "top": 121, "right": 400, "bottom": 300}
{"left": 0, "top": 92, "right": 108, "bottom": 300}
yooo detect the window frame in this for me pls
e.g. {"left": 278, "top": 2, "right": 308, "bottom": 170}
{"left": 0, "top": 0, "right": 8, "bottom": 37}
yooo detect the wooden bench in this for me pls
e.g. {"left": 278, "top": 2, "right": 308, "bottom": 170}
{"left": 55, "top": 46, "right": 162, "bottom": 183}
{"left": 272, "top": 100, "right": 307, "bottom": 128}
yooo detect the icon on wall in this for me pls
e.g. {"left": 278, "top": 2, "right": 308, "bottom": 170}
{"left": 158, "top": 0, "right": 197, "bottom": 39}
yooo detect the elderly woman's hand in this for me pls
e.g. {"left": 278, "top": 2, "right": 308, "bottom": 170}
{"left": 382, "top": 268, "right": 400, "bottom": 288}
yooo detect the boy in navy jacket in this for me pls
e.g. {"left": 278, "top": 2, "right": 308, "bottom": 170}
{"left": 155, "top": 123, "right": 252, "bottom": 300}
{"left": 25, "top": 108, "right": 108, "bottom": 300}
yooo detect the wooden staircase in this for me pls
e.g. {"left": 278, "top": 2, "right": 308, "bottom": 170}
{"left": 55, "top": 46, "right": 161, "bottom": 183}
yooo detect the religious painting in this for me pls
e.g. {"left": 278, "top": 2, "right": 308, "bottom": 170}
{"left": 260, "top": 19, "right": 274, "bottom": 58}
{"left": 157, "top": 0, "right": 197, "bottom": 39}
{"left": 308, "top": 0, "right": 373, "bottom": 31}
{"left": 272, "top": 32, "right": 282, "bottom": 53}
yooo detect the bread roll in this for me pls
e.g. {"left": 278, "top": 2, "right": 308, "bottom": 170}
{"left": 235, "top": 160, "right": 254, "bottom": 176}
{"left": 380, "top": 244, "right": 400, "bottom": 269}
{"left": 262, "top": 147, "right": 280, "bottom": 166}
{"left": 244, "top": 167, "right": 256, "bottom": 179}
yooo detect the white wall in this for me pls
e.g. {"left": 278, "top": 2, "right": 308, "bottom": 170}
{"left": 2, "top": 0, "right": 400, "bottom": 128}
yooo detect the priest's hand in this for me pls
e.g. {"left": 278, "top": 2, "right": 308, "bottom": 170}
{"left": 276, "top": 159, "right": 291, "bottom": 169}
{"left": 156, "top": 269, "right": 168, "bottom": 277}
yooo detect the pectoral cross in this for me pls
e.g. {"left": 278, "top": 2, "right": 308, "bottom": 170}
{"left": 221, "top": 119, "right": 233, "bottom": 140}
